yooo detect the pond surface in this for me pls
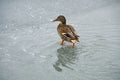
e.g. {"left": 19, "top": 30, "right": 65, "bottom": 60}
{"left": 0, "top": 0, "right": 120, "bottom": 80}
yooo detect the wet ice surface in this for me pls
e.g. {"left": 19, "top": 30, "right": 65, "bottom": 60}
{"left": 0, "top": 0, "right": 120, "bottom": 80}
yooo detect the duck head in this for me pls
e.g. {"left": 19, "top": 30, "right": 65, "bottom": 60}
{"left": 53, "top": 15, "right": 66, "bottom": 24}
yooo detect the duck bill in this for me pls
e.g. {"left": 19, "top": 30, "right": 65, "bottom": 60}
{"left": 52, "top": 19, "right": 58, "bottom": 22}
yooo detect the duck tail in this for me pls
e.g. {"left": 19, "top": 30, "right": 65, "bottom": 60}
{"left": 71, "top": 40, "right": 77, "bottom": 43}
{"left": 77, "top": 39, "right": 80, "bottom": 42}
{"left": 71, "top": 39, "right": 80, "bottom": 43}
{"left": 75, "top": 35, "right": 80, "bottom": 42}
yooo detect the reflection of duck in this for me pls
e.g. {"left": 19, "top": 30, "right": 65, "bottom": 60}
{"left": 53, "top": 47, "right": 78, "bottom": 72}
{"left": 52, "top": 15, "right": 80, "bottom": 48}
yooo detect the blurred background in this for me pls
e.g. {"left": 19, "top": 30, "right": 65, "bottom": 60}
{"left": 0, "top": 0, "right": 120, "bottom": 80}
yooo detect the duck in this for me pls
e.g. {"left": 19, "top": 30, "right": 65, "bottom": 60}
{"left": 52, "top": 15, "right": 80, "bottom": 48}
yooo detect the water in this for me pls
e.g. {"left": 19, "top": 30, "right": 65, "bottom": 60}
{"left": 0, "top": 0, "right": 120, "bottom": 80}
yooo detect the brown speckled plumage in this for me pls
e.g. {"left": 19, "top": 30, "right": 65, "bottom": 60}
{"left": 53, "top": 15, "right": 80, "bottom": 48}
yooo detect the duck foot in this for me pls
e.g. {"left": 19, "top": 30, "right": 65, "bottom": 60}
{"left": 69, "top": 43, "right": 75, "bottom": 48}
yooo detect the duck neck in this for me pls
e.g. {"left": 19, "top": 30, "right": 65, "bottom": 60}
{"left": 61, "top": 20, "right": 66, "bottom": 24}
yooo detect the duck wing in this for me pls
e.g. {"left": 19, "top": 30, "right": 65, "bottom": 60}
{"left": 62, "top": 32, "right": 75, "bottom": 38}
{"left": 62, "top": 25, "right": 79, "bottom": 39}
{"left": 67, "top": 25, "right": 79, "bottom": 37}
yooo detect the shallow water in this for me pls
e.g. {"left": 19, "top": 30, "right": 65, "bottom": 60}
{"left": 0, "top": 0, "right": 120, "bottom": 80}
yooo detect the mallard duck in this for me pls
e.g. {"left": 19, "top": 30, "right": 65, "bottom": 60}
{"left": 52, "top": 15, "right": 80, "bottom": 48}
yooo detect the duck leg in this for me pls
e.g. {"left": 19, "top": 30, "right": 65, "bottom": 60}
{"left": 69, "top": 43, "right": 75, "bottom": 48}
{"left": 60, "top": 40, "right": 65, "bottom": 45}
